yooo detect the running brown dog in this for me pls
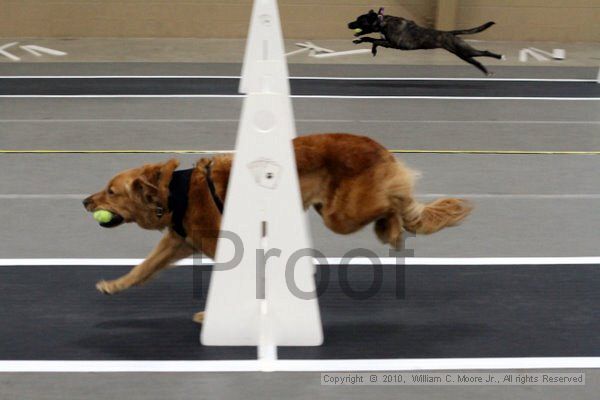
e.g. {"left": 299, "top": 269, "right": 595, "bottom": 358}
{"left": 83, "top": 133, "right": 472, "bottom": 322}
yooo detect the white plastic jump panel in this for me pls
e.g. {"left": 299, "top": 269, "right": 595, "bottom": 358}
{"left": 201, "top": 0, "right": 323, "bottom": 352}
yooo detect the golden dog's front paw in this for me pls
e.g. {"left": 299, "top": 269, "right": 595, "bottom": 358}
{"left": 96, "top": 279, "right": 127, "bottom": 295}
{"left": 192, "top": 311, "right": 204, "bottom": 324}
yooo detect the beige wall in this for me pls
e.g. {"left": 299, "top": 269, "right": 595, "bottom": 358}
{"left": 0, "top": 0, "right": 433, "bottom": 38}
{"left": 0, "top": 0, "right": 598, "bottom": 41}
{"left": 456, "top": 0, "right": 600, "bottom": 42}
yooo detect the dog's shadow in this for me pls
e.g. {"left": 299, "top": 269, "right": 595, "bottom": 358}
{"left": 76, "top": 317, "right": 492, "bottom": 360}
{"left": 74, "top": 315, "right": 255, "bottom": 360}
{"left": 361, "top": 81, "right": 478, "bottom": 91}
{"left": 94, "top": 316, "right": 188, "bottom": 330}
{"left": 74, "top": 316, "right": 196, "bottom": 359}
{"left": 279, "top": 321, "right": 491, "bottom": 359}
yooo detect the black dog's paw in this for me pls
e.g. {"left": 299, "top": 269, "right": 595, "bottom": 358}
{"left": 371, "top": 45, "right": 378, "bottom": 56}
{"left": 353, "top": 39, "right": 363, "bottom": 44}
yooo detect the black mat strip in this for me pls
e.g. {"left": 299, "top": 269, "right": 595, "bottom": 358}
{"left": 1, "top": 63, "right": 597, "bottom": 80}
{"left": 1, "top": 78, "right": 598, "bottom": 98}
{"left": 0, "top": 265, "right": 598, "bottom": 360}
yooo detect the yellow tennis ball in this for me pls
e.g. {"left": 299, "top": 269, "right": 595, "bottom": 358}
{"left": 354, "top": 28, "right": 362, "bottom": 34}
{"left": 93, "top": 210, "right": 114, "bottom": 224}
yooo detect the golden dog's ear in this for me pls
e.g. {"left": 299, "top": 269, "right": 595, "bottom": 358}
{"left": 161, "top": 159, "right": 180, "bottom": 175}
{"left": 132, "top": 159, "right": 180, "bottom": 204}
{"left": 131, "top": 177, "right": 159, "bottom": 204}
{"left": 157, "top": 158, "right": 180, "bottom": 188}
{"left": 139, "top": 159, "right": 180, "bottom": 186}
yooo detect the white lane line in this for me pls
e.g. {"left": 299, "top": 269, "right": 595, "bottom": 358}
{"left": 0, "top": 75, "right": 595, "bottom": 82}
{"left": 0, "top": 118, "right": 351, "bottom": 123}
{"left": 1, "top": 257, "right": 598, "bottom": 266}
{"left": 421, "top": 194, "right": 600, "bottom": 199}
{"left": 0, "top": 194, "right": 87, "bottom": 199}
{"left": 296, "top": 77, "right": 594, "bottom": 82}
{"left": 358, "top": 120, "right": 600, "bottom": 125}
{"left": 295, "top": 96, "right": 600, "bottom": 101}
{"left": 1, "top": 119, "right": 599, "bottom": 125}
{"left": 2, "top": 194, "right": 600, "bottom": 200}
{"left": 1, "top": 95, "right": 599, "bottom": 101}
{"left": 0, "top": 94, "right": 243, "bottom": 99}
{"left": 0, "top": 357, "right": 597, "bottom": 372}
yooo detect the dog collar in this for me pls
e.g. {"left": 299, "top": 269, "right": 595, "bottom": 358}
{"left": 167, "top": 163, "right": 224, "bottom": 238}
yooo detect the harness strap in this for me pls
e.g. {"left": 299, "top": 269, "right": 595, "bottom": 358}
{"left": 205, "top": 162, "right": 224, "bottom": 214}
{"left": 168, "top": 168, "right": 193, "bottom": 238}
{"left": 167, "top": 163, "right": 224, "bottom": 238}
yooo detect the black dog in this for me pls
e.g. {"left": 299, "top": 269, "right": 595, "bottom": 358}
{"left": 348, "top": 8, "right": 504, "bottom": 76}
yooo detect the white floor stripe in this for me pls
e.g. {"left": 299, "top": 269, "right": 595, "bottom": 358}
{"left": 0, "top": 357, "right": 597, "bottom": 372}
{"left": 0, "top": 94, "right": 243, "bottom": 99}
{"left": 0, "top": 118, "right": 351, "bottom": 123}
{"left": 1, "top": 95, "right": 598, "bottom": 101}
{"left": 359, "top": 120, "right": 600, "bottom": 125}
{"left": 1, "top": 119, "right": 599, "bottom": 125}
{"left": 0, "top": 257, "right": 598, "bottom": 267}
{"left": 295, "top": 96, "right": 600, "bottom": 101}
{"left": 421, "top": 194, "right": 600, "bottom": 199}
{"left": 321, "top": 257, "right": 600, "bottom": 266}
{"left": 0, "top": 75, "right": 595, "bottom": 82}
{"left": 0, "top": 194, "right": 87, "bottom": 199}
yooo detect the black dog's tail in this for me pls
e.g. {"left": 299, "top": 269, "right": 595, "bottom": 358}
{"left": 449, "top": 21, "right": 495, "bottom": 35}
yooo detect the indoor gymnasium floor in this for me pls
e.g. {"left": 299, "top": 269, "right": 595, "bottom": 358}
{"left": 0, "top": 53, "right": 599, "bottom": 399}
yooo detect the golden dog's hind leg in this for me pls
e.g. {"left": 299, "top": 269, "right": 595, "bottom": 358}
{"left": 192, "top": 311, "right": 204, "bottom": 324}
{"left": 320, "top": 169, "right": 397, "bottom": 237}
{"left": 374, "top": 214, "right": 404, "bottom": 249}
{"left": 96, "top": 231, "right": 193, "bottom": 295}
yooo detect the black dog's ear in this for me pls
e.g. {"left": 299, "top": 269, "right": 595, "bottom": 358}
{"left": 378, "top": 7, "right": 384, "bottom": 14}
{"left": 368, "top": 9, "right": 376, "bottom": 14}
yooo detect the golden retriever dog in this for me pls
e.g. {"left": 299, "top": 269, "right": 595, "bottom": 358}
{"left": 83, "top": 133, "right": 471, "bottom": 322}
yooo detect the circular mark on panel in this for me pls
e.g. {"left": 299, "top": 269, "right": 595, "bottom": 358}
{"left": 259, "top": 14, "right": 273, "bottom": 26}
{"left": 254, "top": 110, "right": 276, "bottom": 132}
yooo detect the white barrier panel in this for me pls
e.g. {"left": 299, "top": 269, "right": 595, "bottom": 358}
{"left": 519, "top": 47, "right": 566, "bottom": 62}
{"left": 201, "top": 0, "right": 323, "bottom": 355}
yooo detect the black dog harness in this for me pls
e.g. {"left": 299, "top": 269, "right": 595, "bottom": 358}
{"left": 167, "top": 163, "right": 223, "bottom": 238}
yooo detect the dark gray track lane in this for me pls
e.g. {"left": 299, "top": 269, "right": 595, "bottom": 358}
{"left": 1, "top": 197, "right": 599, "bottom": 258}
{"left": 2, "top": 153, "right": 598, "bottom": 197}
{"left": 2, "top": 119, "right": 599, "bottom": 152}
{"left": 2, "top": 77, "right": 599, "bottom": 98}
{"left": 1, "top": 153, "right": 598, "bottom": 258}
{"left": 0, "top": 264, "right": 597, "bottom": 360}
{"left": 1, "top": 98, "right": 598, "bottom": 152}
{"left": 3, "top": 98, "right": 596, "bottom": 122}
{"left": 1, "top": 63, "right": 597, "bottom": 80}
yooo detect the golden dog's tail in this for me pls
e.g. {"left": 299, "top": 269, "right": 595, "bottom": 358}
{"left": 384, "top": 161, "right": 472, "bottom": 236}
{"left": 402, "top": 197, "right": 472, "bottom": 234}
{"left": 374, "top": 162, "right": 472, "bottom": 248}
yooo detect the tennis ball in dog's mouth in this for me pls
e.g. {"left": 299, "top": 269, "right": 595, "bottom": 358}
{"left": 93, "top": 210, "right": 114, "bottom": 224}
{"left": 354, "top": 28, "right": 362, "bottom": 34}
